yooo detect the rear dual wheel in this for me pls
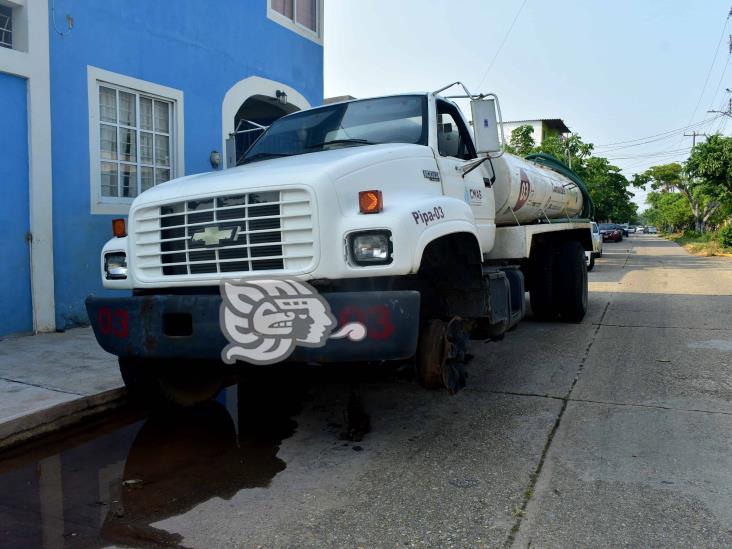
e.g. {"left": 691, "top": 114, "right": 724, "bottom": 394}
{"left": 529, "top": 240, "right": 588, "bottom": 323}
{"left": 555, "top": 241, "right": 588, "bottom": 322}
{"left": 528, "top": 244, "right": 556, "bottom": 321}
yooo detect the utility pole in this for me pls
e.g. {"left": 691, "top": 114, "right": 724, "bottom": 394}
{"left": 683, "top": 131, "right": 709, "bottom": 147}
{"left": 707, "top": 90, "right": 732, "bottom": 119}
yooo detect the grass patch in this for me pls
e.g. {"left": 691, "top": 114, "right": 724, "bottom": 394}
{"left": 662, "top": 232, "right": 732, "bottom": 257}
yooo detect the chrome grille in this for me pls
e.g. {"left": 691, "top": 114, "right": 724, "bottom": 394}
{"left": 133, "top": 188, "right": 315, "bottom": 278}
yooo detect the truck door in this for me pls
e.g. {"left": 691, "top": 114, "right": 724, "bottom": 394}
{"left": 433, "top": 100, "right": 494, "bottom": 249}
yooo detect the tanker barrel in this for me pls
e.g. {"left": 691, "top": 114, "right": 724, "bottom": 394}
{"left": 491, "top": 152, "right": 590, "bottom": 226}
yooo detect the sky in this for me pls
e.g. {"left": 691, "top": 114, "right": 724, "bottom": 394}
{"left": 324, "top": 0, "right": 732, "bottom": 211}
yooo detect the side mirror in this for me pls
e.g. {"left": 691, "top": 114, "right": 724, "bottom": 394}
{"left": 471, "top": 98, "right": 502, "bottom": 154}
{"left": 225, "top": 136, "right": 236, "bottom": 168}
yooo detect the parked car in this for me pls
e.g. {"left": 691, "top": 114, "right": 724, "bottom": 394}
{"left": 599, "top": 223, "right": 623, "bottom": 242}
{"left": 619, "top": 223, "right": 630, "bottom": 237}
{"left": 585, "top": 221, "right": 603, "bottom": 271}
{"left": 647, "top": 226, "right": 658, "bottom": 234}
{"left": 628, "top": 225, "right": 637, "bottom": 234}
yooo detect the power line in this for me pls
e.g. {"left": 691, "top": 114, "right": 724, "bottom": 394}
{"left": 705, "top": 46, "right": 732, "bottom": 114}
{"left": 720, "top": 117, "right": 730, "bottom": 133}
{"left": 596, "top": 120, "right": 718, "bottom": 152}
{"left": 680, "top": 9, "right": 730, "bottom": 141}
{"left": 606, "top": 146, "right": 692, "bottom": 160}
{"left": 475, "top": 0, "right": 528, "bottom": 91}
{"left": 711, "top": 91, "right": 732, "bottom": 132}
{"left": 595, "top": 115, "right": 721, "bottom": 149}
{"left": 593, "top": 115, "right": 721, "bottom": 149}
{"left": 619, "top": 153, "right": 691, "bottom": 173}
{"left": 606, "top": 147, "right": 693, "bottom": 161}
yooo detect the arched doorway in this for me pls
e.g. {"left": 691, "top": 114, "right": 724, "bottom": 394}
{"left": 232, "top": 94, "right": 300, "bottom": 165}
{"left": 221, "top": 76, "right": 311, "bottom": 168}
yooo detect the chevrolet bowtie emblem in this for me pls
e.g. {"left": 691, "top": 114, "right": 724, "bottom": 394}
{"left": 191, "top": 226, "right": 235, "bottom": 246}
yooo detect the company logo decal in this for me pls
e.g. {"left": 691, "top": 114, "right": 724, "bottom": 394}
{"left": 423, "top": 170, "right": 441, "bottom": 182}
{"left": 191, "top": 225, "right": 254, "bottom": 246}
{"left": 464, "top": 187, "right": 483, "bottom": 205}
{"left": 220, "top": 278, "right": 366, "bottom": 365}
{"left": 191, "top": 226, "right": 235, "bottom": 246}
{"left": 515, "top": 169, "right": 531, "bottom": 211}
{"left": 551, "top": 184, "right": 566, "bottom": 195}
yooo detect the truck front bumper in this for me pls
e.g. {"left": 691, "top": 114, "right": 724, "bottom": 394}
{"left": 85, "top": 291, "right": 420, "bottom": 363}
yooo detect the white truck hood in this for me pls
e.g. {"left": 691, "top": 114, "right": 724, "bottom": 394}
{"left": 131, "top": 143, "right": 434, "bottom": 207}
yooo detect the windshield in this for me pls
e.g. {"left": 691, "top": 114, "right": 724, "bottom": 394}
{"left": 241, "top": 95, "right": 428, "bottom": 164}
{"left": 599, "top": 224, "right": 614, "bottom": 230}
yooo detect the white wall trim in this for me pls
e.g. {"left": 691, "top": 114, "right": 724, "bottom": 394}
{"left": 87, "top": 66, "right": 185, "bottom": 215}
{"left": 0, "top": 0, "right": 55, "bottom": 332}
{"left": 266, "top": 0, "right": 323, "bottom": 45}
{"left": 0, "top": 45, "right": 30, "bottom": 77}
{"left": 221, "top": 75, "right": 311, "bottom": 167}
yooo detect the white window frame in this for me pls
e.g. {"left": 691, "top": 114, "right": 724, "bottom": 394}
{"left": 87, "top": 66, "right": 184, "bottom": 215}
{"left": 267, "top": 0, "right": 323, "bottom": 45}
{"left": 0, "top": 3, "right": 13, "bottom": 49}
{"left": 0, "top": 0, "right": 27, "bottom": 52}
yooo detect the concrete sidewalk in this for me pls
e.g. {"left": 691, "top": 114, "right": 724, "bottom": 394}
{"left": 0, "top": 327, "right": 124, "bottom": 450}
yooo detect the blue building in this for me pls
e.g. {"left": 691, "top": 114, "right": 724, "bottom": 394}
{"left": 0, "top": 0, "right": 324, "bottom": 336}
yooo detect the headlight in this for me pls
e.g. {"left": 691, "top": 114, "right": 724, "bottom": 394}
{"left": 104, "top": 252, "right": 128, "bottom": 279}
{"left": 349, "top": 231, "right": 392, "bottom": 266}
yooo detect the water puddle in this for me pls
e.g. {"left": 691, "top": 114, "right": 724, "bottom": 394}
{"left": 0, "top": 373, "right": 312, "bottom": 548}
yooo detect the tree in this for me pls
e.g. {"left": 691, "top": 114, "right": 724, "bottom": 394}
{"left": 685, "top": 134, "right": 732, "bottom": 231}
{"left": 686, "top": 134, "right": 732, "bottom": 197}
{"left": 581, "top": 156, "right": 637, "bottom": 222}
{"left": 505, "top": 125, "right": 536, "bottom": 156}
{"left": 643, "top": 191, "right": 694, "bottom": 232}
{"left": 538, "top": 134, "right": 593, "bottom": 170}
{"left": 633, "top": 162, "right": 721, "bottom": 233}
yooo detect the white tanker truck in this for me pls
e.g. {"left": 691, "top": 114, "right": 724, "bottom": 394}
{"left": 87, "top": 82, "right": 595, "bottom": 404}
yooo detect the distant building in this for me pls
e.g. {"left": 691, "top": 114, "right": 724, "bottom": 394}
{"left": 0, "top": 0, "right": 324, "bottom": 336}
{"left": 502, "top": 118, "right": 570, "bottom": 144}
{"left": 323, "top": 95, "right": 357, "bottom": 104}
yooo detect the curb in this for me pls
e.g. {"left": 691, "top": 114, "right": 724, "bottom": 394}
{"left": 0, "top": 386, "right": 127, "bottom": 452}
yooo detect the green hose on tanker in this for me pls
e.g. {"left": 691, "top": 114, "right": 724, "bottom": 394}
{"left": 525, "top": 152, "right": 596, "bottom": 221}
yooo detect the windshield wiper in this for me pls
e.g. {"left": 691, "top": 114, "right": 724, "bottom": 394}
{"left": 241, "top": 152, "right": 291, "bottom": 164}
{"left": 306, "top": 138, "right": 374, "bottom": 149}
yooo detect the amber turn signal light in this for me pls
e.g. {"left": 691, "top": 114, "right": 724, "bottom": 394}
{"left": 359, "top": 190, "right": 383, "bottom": 214}
{"left": 112, "top": 218, "right": 127, "bottom": 238}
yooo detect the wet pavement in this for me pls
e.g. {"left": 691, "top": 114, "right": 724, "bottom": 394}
{"left": 0, "top": 366, "right": 390, "bottom": 548}
{"left": 1, "top": 235, "right": 731, "bottom": 548}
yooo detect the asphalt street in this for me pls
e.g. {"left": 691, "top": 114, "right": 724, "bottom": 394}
{"left": 1, "top": 234, "right": 731, "bottom": 548}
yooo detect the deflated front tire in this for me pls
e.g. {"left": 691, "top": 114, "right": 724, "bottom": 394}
{"left": 119, "top": 358, "right": 224, "bottom": 407}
